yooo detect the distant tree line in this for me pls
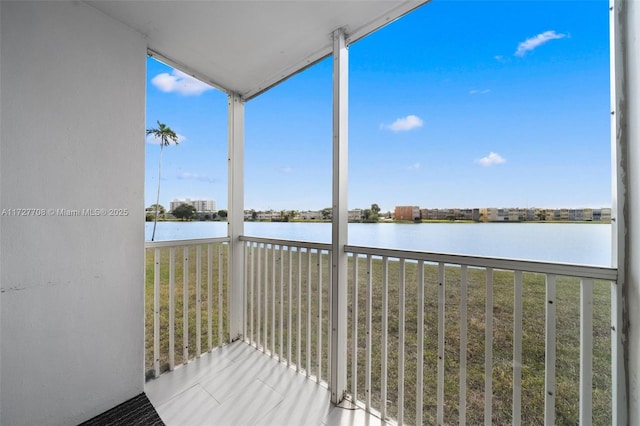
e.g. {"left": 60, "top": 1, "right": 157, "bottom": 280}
{"left": 145, "top": 203, "right": 227, "bottom": 222}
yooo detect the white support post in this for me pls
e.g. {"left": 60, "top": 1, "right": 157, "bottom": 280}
{"left": 228, "top": 93, "right": 245, "bottom": 341}
{"left": 330, "top": 28, "right": 349, "bottom": 405}
{"left": 610, "top": 1, "right": 634, "bottom": 424}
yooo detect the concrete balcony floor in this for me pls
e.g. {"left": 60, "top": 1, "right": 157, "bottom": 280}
{"left": 146, "top": 340, "right": 388, "bottom": 426}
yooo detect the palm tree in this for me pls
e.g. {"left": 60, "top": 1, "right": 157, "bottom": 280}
{"left": 146, "top": 121, "right": 179, "bottom": 241}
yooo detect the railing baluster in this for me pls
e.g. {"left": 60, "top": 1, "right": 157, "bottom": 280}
{"left": 207, "top": 244, "right": 212, "bottom": 352}
{"left": 398, "top": 258, "right": 406, "bottom": 426}
{"left": 381, "top": 256, "right": 389, "bottom": 421}
{"left": 513, "top": 270, "right": 523, "bottom": 426}
{"left": 297, "top": 248, "right": 302, "bottom": 371}
{"left": 257, "top": 243, "right": 262, "bottom": 350}
{"left": 153, "top": 248, "right": 160, "bottom": 378}
{"left": 243, "top": 242, "right": 248, "bottom": 342}
{"left": 545, "top": 274, "right": 557, "bottom": 424}
{"left": 327, "top": 250, "right": 332, "bottom": 388}
{"left": 183, "top": 247, "right": 189, "bottom": 364}
{"left": 417, "top": 260, "right": 424, "bottom": 426}
{"left": 288, "top": 246, "right": 293, "bottom": 366}
{"left": 459, "top": 265, "right": 468, "bottom": 425}
{"left": 317, "top": 250, "right": 323, "bottom": 383}
{"left": 365, "top": 255, "right": 373, "bottom": 411}
{"left": 250, "top": 243, "right": 255, "bottom": 345}
{"left": 307, "top": 249, "right": 312, "bottom": 376}
{"left": 484, "top": 267, "right": 493, "bottom": 425}
{"left": 272, "top": 245, "right": 276, "bottom": 357}
{"left": 218, "top": 243, "right": 223, "bottom": 347}
{"left": 264, "top": 244, "right": 269, "bottom": 353}
{"left": 169, "top": 247, "right": 175, "bottom": 371}
{"left": 580, "top": 278, "right": 593, "bottom": 426}
{"left": 351, "top": 253, "right": 359, "bottom": 398}
{"left": 437, "top": 262, "right": 445, "bottom": 426}
{"left": 196, "top": 245, "right": 202, "bottom": 358}
{"left": 279, "top": 245, "right": 284, "bottom": 360}
{"left": 612, "top": 278, "right": 624, "bottom": 425}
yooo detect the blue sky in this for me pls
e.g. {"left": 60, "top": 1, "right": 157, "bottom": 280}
{"left": 146, "top": 0, "right": 611, "bottom": 213}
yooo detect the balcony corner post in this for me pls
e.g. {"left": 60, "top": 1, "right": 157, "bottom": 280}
{"left": 228, "top": 92, "right": 245, "bottom": 342}
{"left": 610, "top": 0, "right": 640, "bottom": 423}
{"left": 330, "top": 28, "right": 349, "bottom": 405}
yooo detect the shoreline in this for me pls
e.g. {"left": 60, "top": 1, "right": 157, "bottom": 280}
{"left": 147, "top": 219, "right": 612, "bottom": 225}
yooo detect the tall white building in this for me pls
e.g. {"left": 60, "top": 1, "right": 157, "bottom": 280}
{"left": 170, "top": 198, "right": 216, "bottom": 212}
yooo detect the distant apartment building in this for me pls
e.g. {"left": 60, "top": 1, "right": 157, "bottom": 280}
{"left": 583, "top": 208, "right": 594, "bottom": 221}
{"left": 569, "top": 209, "right": 582, "bottom": 221}
{"left": 592, "top": 208, "right": 611, "bottom": 221}
{"left": 480, "top": 208, "right": 498, "bottom": 222}
{"left": 419, "top": 208, "right": 479, "bottom": 221}
{"left": 462, "top": 208, "right": 480, "bottom": 221}
{"left": 519, "top": 208, "right": 537, "bottom": 221}
{"left": 559, "top": 208, "right": 570, "bottom": 221}
{"left": 254, "top": 210, "right": 282, "bottom": 221}
{"left": 480, "top": 208, "right": 519, "bottom": 222}
{"left": 170, "top": 198, "right": 216, "bottom": 212}
{"left": 420, "top": 208, "right": 442, "bottom": 220}
{"left": 349, "top": 209, "right": 363, "bottom": 221}
{"left": 394, "top": 206, "right": 420, "bottom": 221}
{"left": 543, "top": 209, "right": 555, "bottom": 221}
{"left": 300, "top": 210, "right": 323, "bottom": 220}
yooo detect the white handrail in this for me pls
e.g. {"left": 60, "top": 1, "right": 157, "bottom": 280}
{"left": 345, "top": 244, "right": 617, "bottom": 281}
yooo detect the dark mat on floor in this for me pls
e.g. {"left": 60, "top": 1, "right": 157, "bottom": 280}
{"left": 79, "top": 393, "right": 165, "bottom": 426}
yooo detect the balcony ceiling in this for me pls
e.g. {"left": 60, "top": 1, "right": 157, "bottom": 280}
{"left": 86, "top": 0, "right": 429, "bottom": 100}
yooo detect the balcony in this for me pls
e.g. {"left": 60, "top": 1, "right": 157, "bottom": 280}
{"left": 3, "top": 1, "right": 638, "bottom": 424}
{"left": 145, "top": 236, "right": 618, "bottom": 425}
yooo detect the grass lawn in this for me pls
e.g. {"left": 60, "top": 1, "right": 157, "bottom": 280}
{"left": 146, "top": 245, "right": 612, "bottom": 425}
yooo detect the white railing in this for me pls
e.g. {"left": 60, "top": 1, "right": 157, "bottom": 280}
{"left": 344, "top": 245, "right": 617, "bottom": 426}
{"left": 240, "top": 236, "right": 618, "bottom": 425}
{"left": 241, "top": 236, "right": 332, "bottom": 384}
{"left": 144, "top": 237, "right": 230, "bottom": 379}
{"left": 147, "top": 235, "right": 619, "bottom": 424}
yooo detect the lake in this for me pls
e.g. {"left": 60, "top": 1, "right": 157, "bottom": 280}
{"left": 145, "top": 221, "right": 612, "bottom": 267}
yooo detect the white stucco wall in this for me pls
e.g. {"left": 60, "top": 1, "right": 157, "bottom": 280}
{"left": 0, "top": 2, "right": 146, "bottom": 425}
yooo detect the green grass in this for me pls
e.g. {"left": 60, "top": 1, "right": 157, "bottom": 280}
{"left": 146, "top": 246, "right": 612, "bottom": 425}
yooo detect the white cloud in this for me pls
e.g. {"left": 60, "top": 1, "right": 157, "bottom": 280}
{"left": 280, "top": 167, "right": 293, "bottom": 173}
{"left": 146, "top": 133, "right": 186, "bottom": 145}
{"left": 469, "top": 89, "right": 491, "bottom": 95}
{"left": 177, "top": 172, "right": 215, "bottom": 183}
{"left": 475, "top": 152, "right": 506, "bottom": 167}
{"left": 515, "top": 30, "right": 567, "bottom": 57}
{"left": 408, "top": 162, "right": 421, "bottom": 170}
{"left": 151, "top": 69, "right": 213, "bottom": 95}
{"left": 383, "top": 115, "right": 424, "bottom": 132}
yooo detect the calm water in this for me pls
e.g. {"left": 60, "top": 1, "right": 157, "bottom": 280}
{"left": 145, "top": 221, "right": 612, "bottom": 266}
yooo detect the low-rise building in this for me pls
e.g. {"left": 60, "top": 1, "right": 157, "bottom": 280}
{"left": 254, "top": 210, "right": 282, "bottom": 221}
{"left": 300, "top": 210, "right": 323, "bottom": 220}
{"left": 394, "top": 206, "right": 420, "bottom": 221}
{"left": 480, "top": 208, "right": 498, "bottom": 222}
{"left": 348, "top": 209, "right": 363, "bottom": 221}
